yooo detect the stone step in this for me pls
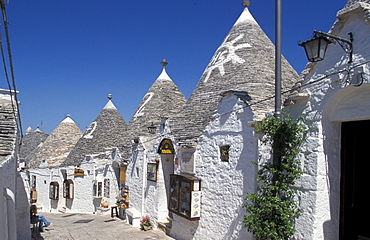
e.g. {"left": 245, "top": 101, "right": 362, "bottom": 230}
{"left": 157, "top": 218, "right": 172, "bottom": 235}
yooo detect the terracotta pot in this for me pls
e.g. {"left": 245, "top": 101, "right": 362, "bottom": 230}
{"left": 101, "top": 201, "right": 109, "bottom": 208}
{"left": 142, "top": 225, "right": 152, "bottom": 231}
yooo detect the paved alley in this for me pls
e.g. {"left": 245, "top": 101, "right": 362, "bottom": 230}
{"left": 31, "top": 212, "right": 174, "bottom": 240}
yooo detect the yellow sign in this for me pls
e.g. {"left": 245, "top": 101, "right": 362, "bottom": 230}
{"left": 158, "top": 138, "right": 175, "bottom": 154}
{"left": 74, "top": 168, "right": 84, "bottom": 177}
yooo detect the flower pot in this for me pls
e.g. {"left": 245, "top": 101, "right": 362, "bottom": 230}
{"left": 142, "top": 225, "right": 152, "bottom": 231}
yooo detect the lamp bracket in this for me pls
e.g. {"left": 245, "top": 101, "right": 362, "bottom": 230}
{"left": 314, "top": 31, "right": 353, "bottom": 63}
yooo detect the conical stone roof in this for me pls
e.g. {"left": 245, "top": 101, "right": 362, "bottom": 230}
{"left": 28, "top": 115, "right": 82, "bottom": 168}
{"left": 345, "top": 0, "right": 370, "bottom": 7}
{"left": 62, "top": 96, "right": 127, "bottom": 166}
{"left": 0, "top": 89, "right": 18, "bottom": 162}
{"left": 169, "top": 5, "right": 298, "bottom": 140}
{"left": 127, "top": 60, "right": 186, "bottom": 138}
{"left": 19, "top": 126, "right": 48, "bottom": 165}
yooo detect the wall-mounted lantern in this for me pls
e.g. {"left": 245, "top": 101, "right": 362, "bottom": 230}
{"left": 147, "top": 122, "right": 157, "bottom": 134}
{"left": 299, "top": 31, "right": 353, "bottom": 63}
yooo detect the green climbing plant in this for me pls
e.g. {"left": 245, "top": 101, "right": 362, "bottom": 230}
{"left": 243, "top": 113, "right": 309, "bottom": 240}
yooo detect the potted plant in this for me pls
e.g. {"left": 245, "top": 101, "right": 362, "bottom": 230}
{"left": 140, "top": 215, "right": 152, "bottom": 231}
{"left": 220, "top": 146, "right": 230, "bottom": 161}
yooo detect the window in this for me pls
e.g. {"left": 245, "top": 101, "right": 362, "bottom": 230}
{"left": 169, "top": 174, "right": 201, "bottom": 220}
{"left": 63, "top": 179, "right": 74, "bottom": 199}
{"left": 104, "top": 179, "right": 110, "bottom": 198}
{"left": 220, "top": 145, "right": 230, "bottom": 162}
{"left": 92, "top": 180, "right": 103, "bottom": 198}
{"left": 49, "top": 182, "right": 59, "bottom": 200}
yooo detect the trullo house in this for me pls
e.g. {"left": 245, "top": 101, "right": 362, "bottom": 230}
{"left": 281, "top": 0, "right": 370, "bottom": 239}
{"left": 125, "top": 60, "right": 186, "bottom": 227}
{"left": 125, "top": 2, "right": 297, "bottom": 240}
{"left": 0, "top": 89, "right": 30, "bottom": 240}
{"left": 25, "top": 95, "right": 127, "bottom": 214}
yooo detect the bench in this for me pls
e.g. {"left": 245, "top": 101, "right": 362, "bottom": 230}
{"left": 125, "top": 208, "right": 141, "bottom": 227}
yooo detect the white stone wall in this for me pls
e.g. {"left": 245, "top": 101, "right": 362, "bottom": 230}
{"left": 281, "top": 4, "right": 370, "bottom": 239}
{"left": 170, "top": 93, "right": 257, "bottom": 240}
{"left": 126, "top": 120, "right": 183, "bottom": 229}
{"left": 0, "top": 155, "right": 17, "bottom": 240}
{"left": 125, "top": 143, "right": 146, "bottom": 218}
{"left": 27, "top": 161, "right": 120, "bottom": 214}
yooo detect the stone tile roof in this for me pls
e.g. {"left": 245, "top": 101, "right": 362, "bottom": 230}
{"left": 127, "top": 60, "right": 186, "bottom": 139}
{"left": 19, "top": 127, "right": 48, "bottom": 165}
{"left": 345, "top": 0, "right": 370, "bottom": 7}
{"left": 0, "top": 89, "right": 18, "bottom": 164}
{"left": 169, "top": 6, "right": 298, "bottom": 141}
{"left": 62, "top": 98, "right": 127, "bottom": 167}
{"left": 28, "top": 116, "right": 82, "bottom": 168}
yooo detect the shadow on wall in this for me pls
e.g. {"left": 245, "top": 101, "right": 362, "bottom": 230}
{"left": 321, "top": 85, "right": 370, "bottom": 239}
{"left": 170, "top": 215, "right": 199, "bottom": 240}
{"left": 16, "top": 171, "right": 32, "bottom": 240}
{"left": 66, "top": 198, "right": 73, "bottom": 210}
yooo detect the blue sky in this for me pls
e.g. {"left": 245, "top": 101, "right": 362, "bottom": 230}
{"left": 1, "top": 0, "right": 348, "bottom": 134}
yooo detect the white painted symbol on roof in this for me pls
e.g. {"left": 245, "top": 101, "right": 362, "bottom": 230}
{"left": 84, "top": 121, "right": 97, "bottom": 139}
{"left": 133, "top": 92, "right": 154, "bottom": 119}
{"left": 203, "top": 34, "right": 251, "bottom": 83}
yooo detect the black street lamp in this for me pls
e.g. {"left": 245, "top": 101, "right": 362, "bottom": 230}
{"left": 299, "top": 31, "right": 353, "bottom": 63}
{"left": 147, "top": 122, "right": 157, "bottom": 134}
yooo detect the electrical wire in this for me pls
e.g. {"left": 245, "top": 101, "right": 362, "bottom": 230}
{"left": 0, "top": 1, "right": 23, "bottom": 138}
{"left": 212, "top": 60, "right": 370, "bottom": 119}
{"left": 135, "top": 60, "right": 370, "bottom": 147}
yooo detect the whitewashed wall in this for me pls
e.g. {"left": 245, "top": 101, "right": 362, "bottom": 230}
{"left": 0, "top": 155, "right": 17, "bottom": 240}
{"left": 0, "top": 89, "right": 30, "bottom": 240}
{"left": 170, "top": 93, "right": 257, "bottom": 240}
{"left": 282, "top": 4, "right": 370, "bottom": 239}
{"left": 27, "top": 160, "right": 120, "bottom": 214}
{"left": 125, "top": 143, "right": 146, "bottom": 217}
{"left": 126, "top": 135, "right": 173, "bottom": 228}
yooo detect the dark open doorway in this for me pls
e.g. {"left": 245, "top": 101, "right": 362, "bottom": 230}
{"left": 340, "top": 120, "right": 370, "bottom": 240}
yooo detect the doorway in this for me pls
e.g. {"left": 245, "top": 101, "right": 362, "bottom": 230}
{"left": 158, "top": 154, "right": 174, "bottom": 221}
{"left": 340, "top": 120, "right": 370, "bottom": 239}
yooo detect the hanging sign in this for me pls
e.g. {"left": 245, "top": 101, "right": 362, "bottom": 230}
{"left": 157, "top": 138, "right": 175, "bottom": 154}
{"left": 74, "top": 168, "right": 84, "bottom": 177}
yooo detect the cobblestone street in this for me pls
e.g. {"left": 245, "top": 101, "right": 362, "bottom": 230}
{"left": 31, "top": 212, "right": 174, "bottom": 240}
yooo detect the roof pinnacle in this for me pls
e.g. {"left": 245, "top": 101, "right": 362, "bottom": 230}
{"left": 161, "top": 59, "right": 168, "bottom": 69}
{"left": 242, "top": 0, "right": 250, "bottom": 7}
{"left": 108, "top": 94, "right": 112, "bottom": 100}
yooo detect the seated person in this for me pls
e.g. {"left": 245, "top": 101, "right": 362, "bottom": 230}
{"left": 30, "top": 205, "right": 51, "bottom": 232}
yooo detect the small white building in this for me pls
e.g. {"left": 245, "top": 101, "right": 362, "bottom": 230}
{"left": 125, "top": 3, "right": 297, "bottom": 240}
{"left": 125, "top": 60, "right": 186, "bottom": 228}
{"left": 24, "top": 96, "right": 128, "bottom": 215}
{"left": 0, "top": 89, "right": 30, "bottom": 240}
{"left": 282, "top": 1, "right": 370, "bottom": 239}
